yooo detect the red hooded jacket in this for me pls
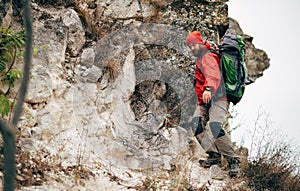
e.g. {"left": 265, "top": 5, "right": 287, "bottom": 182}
{"left": 195, "top": 51, "right": 223, "bottom": 104}
{"left": 185, "top": 31, "right": 226, "bottom": 104}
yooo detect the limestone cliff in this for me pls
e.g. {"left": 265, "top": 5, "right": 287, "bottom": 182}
{"left": 0, "top": 0, "right": 269, "bottom": 190}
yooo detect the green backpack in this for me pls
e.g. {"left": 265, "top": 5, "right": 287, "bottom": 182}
{"left": 213, "top": 34, "right": 248, "bottom": 105}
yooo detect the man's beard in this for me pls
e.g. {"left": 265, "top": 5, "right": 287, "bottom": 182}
{"left": 192, "top": 49, "right": 202, "bottom": 58}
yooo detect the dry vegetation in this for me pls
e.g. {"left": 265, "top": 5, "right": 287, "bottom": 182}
{"left": 227, "top": 110, "right": 300, "bottom": 191}
{"left": 0, "top": 143, "right": 95, "bottom": 189}
{"left": 243, "top": 138, "right": 300, "bottom": 190}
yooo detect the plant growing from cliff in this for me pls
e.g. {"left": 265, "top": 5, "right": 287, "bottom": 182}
{"left": 0, "top": 94, "right": 12, "bottom": 117}
{"left": 242, "top": 110, "right": 300, "bottom": 191}
{"left": 0, "top": 26, "right": 26, "bottom": 117}
{"left": 0, "top": 27, "right": 26, "bottom": 71}
{"left": 0, "top": 0, "right": 32, "bottom": 190}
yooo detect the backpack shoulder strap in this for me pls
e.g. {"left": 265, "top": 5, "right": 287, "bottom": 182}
{"left": 206, "top": 49, "right": 222, "bottom": 71}
{"left": 205, "top": 48, "right": 220, "bottom": 59}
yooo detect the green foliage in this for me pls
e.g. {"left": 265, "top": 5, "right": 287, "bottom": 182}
{"left": 2, "top": 69, "right": 23, "bottom": 86}
{"left": 0, "top": 26, "right": 26, "bottom": 118}
{"left": 0, "top": 94, "right": 12, "bottom": 117}
{"left": 0, "top": 27, "right": 26, "bottom": 71}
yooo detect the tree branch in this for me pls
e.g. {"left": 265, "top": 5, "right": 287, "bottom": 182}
{"left": 10, "top": 0, "right": 32, "bottom": 129}
{"left": 0, "top": 0, "right": 32, "bottom": 190}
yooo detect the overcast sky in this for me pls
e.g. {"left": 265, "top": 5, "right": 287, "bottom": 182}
{"left": 227, "top": 0, "right": 300, "bottom": 150}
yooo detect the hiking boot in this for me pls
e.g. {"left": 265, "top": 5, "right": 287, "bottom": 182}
{"left": 226, "top": 157, "right": 240, "bottom": 177}
{"left": 199, "top": 151, "right": 222, "bottom": 168}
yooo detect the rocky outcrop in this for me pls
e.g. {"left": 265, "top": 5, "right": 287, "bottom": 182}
{"left": 0, "top": 0, "right": 269, "bottom": 190}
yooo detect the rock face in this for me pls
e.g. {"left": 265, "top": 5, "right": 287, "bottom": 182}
{"left": 0, "top": 0, "right": 270, "bottom": 190}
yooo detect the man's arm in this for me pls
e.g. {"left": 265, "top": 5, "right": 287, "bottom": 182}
{"left": 201, "top": 53, "right": 221, "bottom": 93}
{"left": 201, "top": 53, "right": 221, "bottom": 103}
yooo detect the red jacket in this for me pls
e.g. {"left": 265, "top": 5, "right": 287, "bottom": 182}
{"left": 194, "top": 52, "right": 223, "bottom": 104}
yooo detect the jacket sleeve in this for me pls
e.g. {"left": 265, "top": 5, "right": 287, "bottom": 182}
{"left": 201, "top": 53, "right": 221, "bottom": 93}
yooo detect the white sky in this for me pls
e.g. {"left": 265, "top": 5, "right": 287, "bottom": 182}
{"left": 227, "top": 0, "right": 300, "bottom": 149}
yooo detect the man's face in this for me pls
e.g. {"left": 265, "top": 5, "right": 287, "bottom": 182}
{"left": 188, "top": 43, "right": 203, "bottom": 58}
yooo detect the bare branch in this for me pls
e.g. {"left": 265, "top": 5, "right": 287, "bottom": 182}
{"left": 0, "top": 0, "right": 32, "bottom": 190}
{"left": 0, "top": 120, "right": 16, "bottom": 191}
{"left": 10, "top": 0, "right": 32, "bottom": 129}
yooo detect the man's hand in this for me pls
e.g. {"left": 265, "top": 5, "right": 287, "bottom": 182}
{"left": 203, "top": 90, "right": 211, "bottom": 104}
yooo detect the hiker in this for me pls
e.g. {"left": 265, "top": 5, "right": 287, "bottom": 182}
{"left": 186, "top": 31, "right": 240, "bottom": 177}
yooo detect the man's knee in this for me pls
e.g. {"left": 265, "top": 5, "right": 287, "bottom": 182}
{"left": 209, "top": 121, "right": 225, "bottom": 139}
